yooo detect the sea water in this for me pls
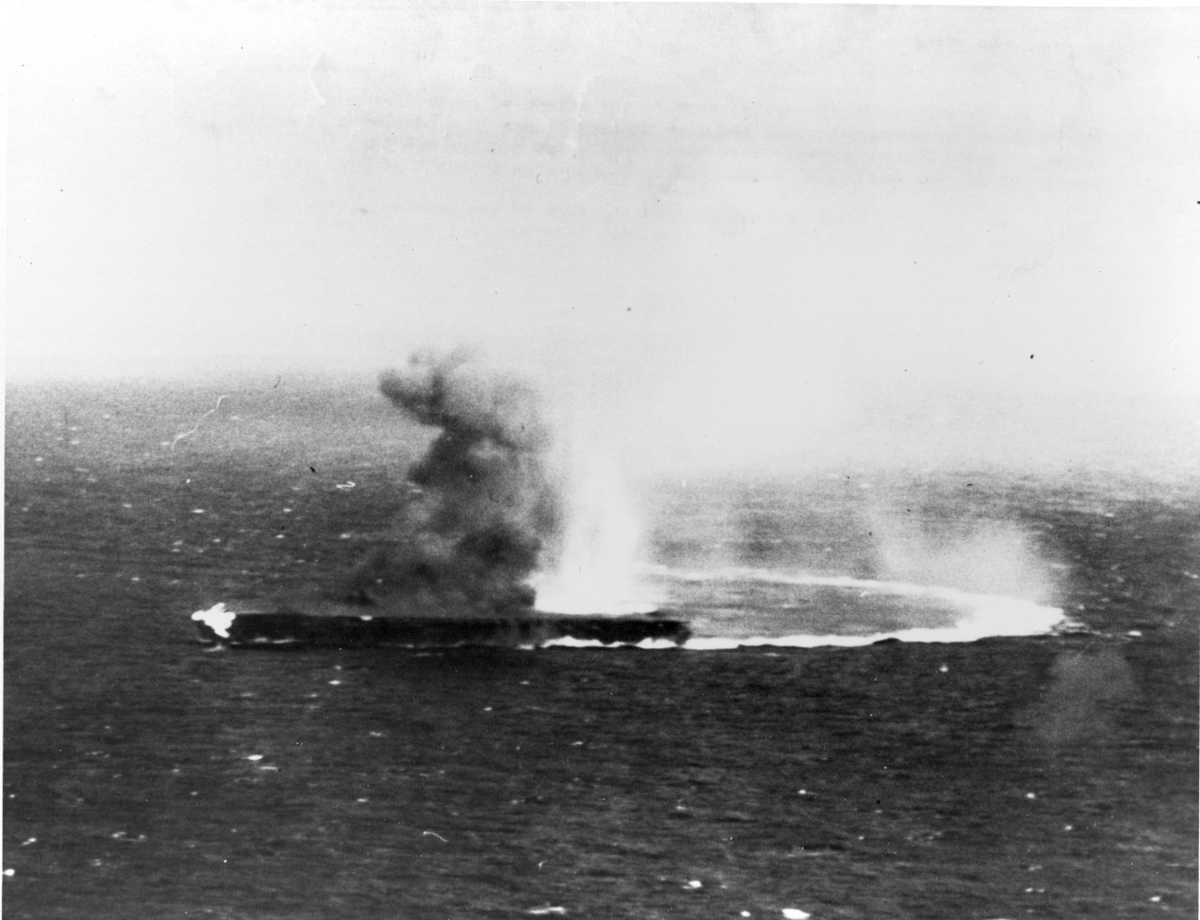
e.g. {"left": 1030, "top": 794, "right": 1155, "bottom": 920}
{"left": 5, "top": 380, "right": 1197, "bottom": 918}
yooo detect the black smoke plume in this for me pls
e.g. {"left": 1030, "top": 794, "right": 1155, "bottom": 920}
{"left": 345, "top": 350, "right": 560, "bottom": 615}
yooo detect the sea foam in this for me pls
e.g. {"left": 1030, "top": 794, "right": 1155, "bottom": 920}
{"left": 634, "top": 566, "right": 1066, "bottom": 649}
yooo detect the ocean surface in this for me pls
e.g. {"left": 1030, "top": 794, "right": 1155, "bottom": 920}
{"left": 5, "top": 379, "right": 1198, "bottom": 918}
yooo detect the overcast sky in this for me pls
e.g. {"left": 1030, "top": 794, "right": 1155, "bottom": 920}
{"left": 8, "top": 2, "right": 1199, "bottom": 472}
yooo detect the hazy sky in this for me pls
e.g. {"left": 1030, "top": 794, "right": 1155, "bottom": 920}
{"left": 8, "top": 2, "right": 1199, "bottom": 471}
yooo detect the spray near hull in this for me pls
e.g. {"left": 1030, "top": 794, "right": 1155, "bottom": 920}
{"left": 191, "top": 600, "right": 690, "bottom": 649}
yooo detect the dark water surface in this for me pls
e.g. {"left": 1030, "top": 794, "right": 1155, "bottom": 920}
{"left": 5, "top": 381, "right": 1198, "bottom": 918}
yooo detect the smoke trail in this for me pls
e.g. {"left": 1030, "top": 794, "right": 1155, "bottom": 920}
{"left": 345, "top": 349, "right": 560, "bottom": 615}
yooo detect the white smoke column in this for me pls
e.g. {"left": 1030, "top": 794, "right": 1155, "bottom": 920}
{"left": 533, "top": 438, "right": 659, "bottom": 615}
{"left": 866, "top": 500, "right": 1060, "bottom": 607}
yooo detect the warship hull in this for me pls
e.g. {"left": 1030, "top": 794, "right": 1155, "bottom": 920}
{"left": 191, "top": 601, "right": 691, "bottom": 649}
